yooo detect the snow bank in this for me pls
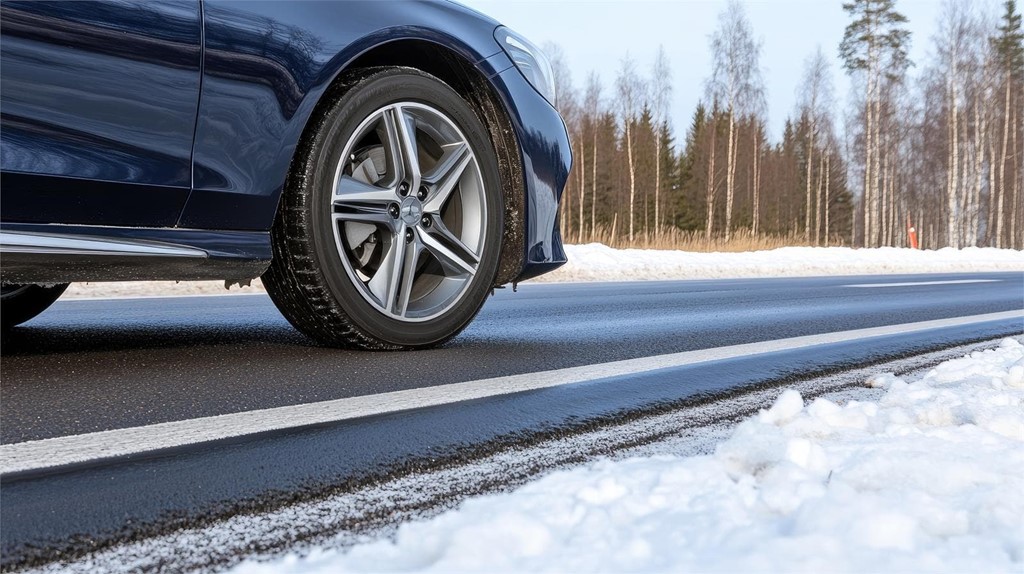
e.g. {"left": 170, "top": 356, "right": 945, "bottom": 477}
{"left": 536, "top": 244, "right": 1024, "bottom": 282}
{"left": 234, "top": 338, "right": 1024, "bottom": 573}
{"left": 61, "top": 245, "right": 1022, "bottom": 298}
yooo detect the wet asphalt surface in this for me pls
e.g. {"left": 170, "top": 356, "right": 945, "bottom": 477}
{"left": 1, "top": 272, "right": 1022, "bottom": 570}
{"left": 1, "top": 272, "right": 1022, "bottom": 444}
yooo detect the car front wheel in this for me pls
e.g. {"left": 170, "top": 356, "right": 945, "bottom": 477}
{"left": 262, "top": 67, "right": 503, "bottom": 350}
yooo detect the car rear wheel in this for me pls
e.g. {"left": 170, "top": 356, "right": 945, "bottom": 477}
{"left": 262, "top": 68, "right": 503, "bottom": 350}
{"left": 1, "top": 283, "right": 69, "bottom": 330}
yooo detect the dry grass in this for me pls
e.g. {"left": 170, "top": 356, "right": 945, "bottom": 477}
{"left": 568, "top": 226, "right": 849, "bottom": 252}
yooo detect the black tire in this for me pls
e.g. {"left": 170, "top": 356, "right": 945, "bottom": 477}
{"left": 262, "top": 67, "right": 503, "bottom": 350}
{"left": 1, "top": 283, "right": 69, "bottom": 330}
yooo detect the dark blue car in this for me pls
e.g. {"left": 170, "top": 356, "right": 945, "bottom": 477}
{"left": 0, "top": 0, "right": 570, "bottom": 349}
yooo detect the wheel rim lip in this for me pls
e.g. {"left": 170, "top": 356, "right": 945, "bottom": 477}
{"left": 329, "top": 101, "right": 487, "bottom": 324}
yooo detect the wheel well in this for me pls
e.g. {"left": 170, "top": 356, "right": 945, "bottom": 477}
{"left": 296, "top": 40, "right": 525, "bottom": 287}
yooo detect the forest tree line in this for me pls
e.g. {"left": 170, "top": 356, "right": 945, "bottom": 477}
{"left": 548, "top": 0, "right": 1024, "bottom": 250}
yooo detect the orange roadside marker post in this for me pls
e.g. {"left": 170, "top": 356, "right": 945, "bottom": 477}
{"left": 906, "top": 215, "right": 920, "bottom": 249}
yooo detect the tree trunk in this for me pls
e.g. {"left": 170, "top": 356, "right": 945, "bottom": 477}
{"left": 805, "top": 120, "right": 815, "bottom": 244}
{"left": 1012, "top": 94, "right": 1020, "bottom": 248}
{"left": 577, "top": 130, "right": 586, "bottom": 244}
{"left": 881, "top": 141, "right": 889, "bottom": 245}
{"left": 824, "top": 151, "right": 831, "bottom": 247}
{"left": 997, "top": 76, "right": 1010, "bottom": 248}
{"left": 705, "top": 123, "right": 718, "bottom": 242}
{"left": 591, "top": 129, "right": 597, "bottom": 242}
{"left": 988, "top": 96, "right": 999, "bottom": 245}
{"left": 725, "top": 108, "right": 736, "bottom": 242}
{"left": 655, "top": 129, "right": 661, "bottom": 238}
{"left": 889, "top": 150, "right": 897, "bottom": 246}
{"left": 625, "top": 120, "right": 636, "bottom": 243}
{"left": 752, "top": 132, "right": 761, "bottom": 236}
{"left": 871, "top": 95, "right": 882, "bottom": 246}
{"left": 971, "top": 95, "right": 983, "bottom": 247}
{"left": 815, "top": 150, "right": 824, "bottom": 246}
{"left": 863, "top": 55, "right": 875, "bottom": 247}
{"left": 947, "top": 68, "right": 960, "bottom": 249}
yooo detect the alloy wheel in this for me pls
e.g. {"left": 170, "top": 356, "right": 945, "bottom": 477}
{"left": 329, "top": 102, "right": 487, "bottom": 322}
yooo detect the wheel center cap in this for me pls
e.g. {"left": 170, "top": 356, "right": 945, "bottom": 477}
{"left": 400, "top": 196, "right": 424, "bottom": 226}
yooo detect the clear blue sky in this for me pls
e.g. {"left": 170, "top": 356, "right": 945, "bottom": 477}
{"left": 463, "top": 0, "right": 969, "bottom": 145}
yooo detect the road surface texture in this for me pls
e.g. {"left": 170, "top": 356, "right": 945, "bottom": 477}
{"left": 1, "top": 272, "right": 1022, "bottom": 571}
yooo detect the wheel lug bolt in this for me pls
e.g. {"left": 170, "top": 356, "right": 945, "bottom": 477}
{"left": 405, "top": 228, "right": 414, "bottom": 243}
{"left": 417, "top": 186, "right": 429, "bottom": 200}
{"left": 388, "top": 203, "right": 400, "bottom": 218}
{"left": 398, "top": 182, "right": 410, "bottom": 196}
{"left": 420, "top": 216, "right": 432, "bottom": 228}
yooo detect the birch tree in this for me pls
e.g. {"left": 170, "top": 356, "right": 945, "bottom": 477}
{"left": 707, "top": 0, "right": 764, "bottom": 242}
{"left": 582, "top": 73, "right": 602, "bottom": 243}
{"left": 616, "top": 55, "right": 645, "bottom": 242}
{"left": 936, "top": 0, "right": 974, "bottom": 247}
{"left": 797, "top": 47, "right": 835, "bottom": 245}
{"left": 651, "top": 46, "right": 672, "bottom": 237}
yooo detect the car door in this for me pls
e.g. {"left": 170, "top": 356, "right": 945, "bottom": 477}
{"left": 0, "top": 0, "right": 201, "bottom": 228}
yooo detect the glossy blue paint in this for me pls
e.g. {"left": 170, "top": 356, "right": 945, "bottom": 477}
{"left": 492, "top": 67, "right": 571, "bottom": 279}
{"left": 180, "top": 0, "right": 507, "bottom": 230}
{"left": 0, "top": 1, "right": 201, "bottom": 227}
{"left": 0, "top": 222, "right": 271, "bottom": 261}
{"left": 0, "top": 0, "right": 569, "bottom": 283}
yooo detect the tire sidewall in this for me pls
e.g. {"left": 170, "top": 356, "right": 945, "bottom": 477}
{"left": 305, "top": 69, "right": 502, "bottom": 346}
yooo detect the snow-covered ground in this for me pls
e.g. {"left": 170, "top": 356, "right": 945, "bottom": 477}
{"left": 233, "top": 338, "right": 1024, "bottom": 573}
{"left": 61, "top": 245, "right": 1024, "bottom": 299}
{"left": 539, "top": 244, "right": 1024, "bottom": 283}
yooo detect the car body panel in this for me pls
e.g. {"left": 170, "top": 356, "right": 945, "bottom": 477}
{"left": 0, "top": 0, "right": 568, "bottom": 285}
{"left": 180, "top": 0, "right": 506, "bottom": 231}
{"left": 0, "top": 0, "right": 201, "bottom": 227}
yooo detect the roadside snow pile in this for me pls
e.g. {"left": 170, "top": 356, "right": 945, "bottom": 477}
{"left": 536, "top": 243, "right": 1024, "bottom": 282}
{"left": 234, "top": 338, "right": 1024, "bottom": 573}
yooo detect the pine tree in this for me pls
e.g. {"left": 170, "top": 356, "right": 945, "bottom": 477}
{"left": 991, "top": 0, "right": 1024, "bottom": 247}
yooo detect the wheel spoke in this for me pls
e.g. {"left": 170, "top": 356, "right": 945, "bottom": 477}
{"left": 335, "top": 174, "right": 396, "bottom": 204}
{"left": 396, "top": 240, "right": 421, "bottom": 318}
{"left": 422, "top": 143, "right": 471, "bottom": 213}
{"left": 367, "top": 223, "right": 408, "bottom": 309}
{"left": 383, "top": 106, "right": 421, "bottom": 190}
{"left": 418, "top": 219, "right": 478, "bottom": 277}
{"left": 333, "top": 175, "right": 398, "bottom": 230}
{"left": 333, "top": 208, "right": 394, "bottom": 231}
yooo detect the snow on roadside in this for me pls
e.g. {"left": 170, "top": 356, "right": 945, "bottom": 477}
{"left": 61, "top": 244, "right": 1023, "bottom": 299}
{"left": 233, "top": 338, "right": 1024, "bottom": 573}
{"left": 536, "top": 243, "right": 1024, "bottom": 283}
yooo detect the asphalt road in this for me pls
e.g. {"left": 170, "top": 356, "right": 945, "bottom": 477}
{"left": 2, "top": 272, "right": 1022, "bottom": 444}
{"left": 1, "top": 272, "right": 1022, "bottom": 570}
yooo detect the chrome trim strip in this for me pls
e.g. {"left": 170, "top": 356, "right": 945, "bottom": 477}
{"left": 0, "top": 231, "right": 207, "bottom": 258}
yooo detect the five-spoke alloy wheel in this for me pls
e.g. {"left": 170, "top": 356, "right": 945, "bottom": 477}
{"left": 263, "top": 68, "right": 503, "bottom": 350}
{"left": 331, "top": 102, "right": 486, "bottom": 322}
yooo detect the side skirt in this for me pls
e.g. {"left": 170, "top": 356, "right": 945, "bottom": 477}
{"left": 0, "top": 224, "right": 271, "bottom": 284}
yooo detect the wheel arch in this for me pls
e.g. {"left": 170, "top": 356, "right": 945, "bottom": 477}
{"left": 279, "top": 37, "right": 526, "bottom": 287}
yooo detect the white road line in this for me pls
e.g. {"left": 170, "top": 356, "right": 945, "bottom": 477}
{"left": 842, "top": 279, "right": 1002, "bottom": 288}
{"left": 2, "top": 310, "right": 1022, "bottom": 475}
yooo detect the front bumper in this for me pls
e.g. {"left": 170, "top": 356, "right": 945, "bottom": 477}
{"left": 488, "top": 64, "right": 571, "bottom": 283}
